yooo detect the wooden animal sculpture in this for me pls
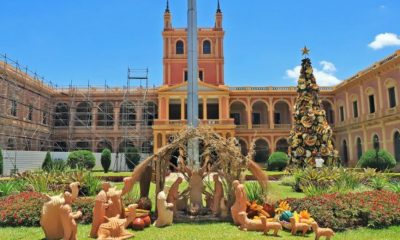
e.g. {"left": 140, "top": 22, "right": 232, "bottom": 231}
{"left": 179, "top": 153, "right": 209, "bottom": 210}
{"left": 154, "top": 186, "right": 174, "bottom": 227}
{"left": 97, "top": 204, "right": 138, "bottom": 240}
{"left": 166, "top": 176, "right": 183, "bottom": 213}
{"left": 106, "top": 187, "right": 124, "bottom": 218}
{"left": 231, "top": 180, "right": 248, "bottom": 225}
{"left": 264, "top": 221, "right": 282, "bottom": 237}
{"left": 60, "top": 191, "right": 82, "bottom": 240}
{"left": 237, "top": 212, "right": 266, "bottom": 232}
{"left": 90, "top": 182, "right": 112, "bottom": 238}
{"left": 40, "top": 182, "right": 80, "bottom": 240}
{"left": 211, "top": 174, "right": 224, "bottom": 216}
{"left": 311, "top": 222, "right": 335, "bottom": 240}
{"left": 290, "top": 217, "right": 310, "bottom": 236}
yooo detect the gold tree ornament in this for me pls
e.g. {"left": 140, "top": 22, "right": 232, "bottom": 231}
{"left": 301, "top": 46, "right": 310, "bottom": 56}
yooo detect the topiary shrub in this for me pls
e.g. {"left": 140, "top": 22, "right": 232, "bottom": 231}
{"left": 42, "top": 151, "right": 53, "bottom": 172}
{"left": 358, "top": 149, "right": 396, "bottom": 171}
{"left": 267, "top": 151, "right": 289, "bottom": 171}
{"left": 125, "top": 147, "right": 140, "bottom": 170}
{"left": 67, "top": 150, "right": 96, "bottom": 170}
{"left": 101, "top": 148, "right": 112, "bottom": 173}
{"left": 0, "top": 148, "right": 3, "bottom": 175}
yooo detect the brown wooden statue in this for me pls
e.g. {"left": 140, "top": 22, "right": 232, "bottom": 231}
{"left": 211, "top": 174, "right": 224, "bottom": 216}
{"left": 154, "top": 186, "right": 174, "bottom": 227}
{"left": 40, "top": 182, "right": 80, "bottom": 240}
{"left": 97, "top": 204, "right": 138, "bottom": 240}
{"left": 231, "top": 180, "right": 248, "bottom": 225}
{"left": 166, "top": 176, "right": 183, "bottom": 213}
{"left": 179, "top": 154, "right": 209, "bottom": 211}
{"left": 90, "top": 182, "right": 112, "bottom": 238}
{"left": 59, "top": 192, "right": 82, "bottom": 240}
{"left": 106, "top": 187, "right": 124, "bottom": 218}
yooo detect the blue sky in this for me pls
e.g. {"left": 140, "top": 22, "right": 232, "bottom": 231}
{"left": 1, "top": 0, "right": 399, "bottom": 87}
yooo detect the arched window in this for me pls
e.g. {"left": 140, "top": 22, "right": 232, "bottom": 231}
{"left": 238, "top": 139, "right": 248, "bottom": 156}
{"left": 97, "top": 140, "right": 113, "bottom": 152}
{"left": 142, "top": 141, "right": 153, "bottom": 154}
{"left": 75, "top": 141, "right": 91, "bottom": 151}
{"left": 97, "top": 102, "right": 114, "bottom": 127}
{"left": 176, "top": 40, "right": 184, "bottom": 54}
{"left": 254, "top": 139, "right": 270, "bottom": 163}
{"left": 203, "top": 40, "right": 211, "bottom": 54}
{"left": 54, "top": 103, "right": 70, "bottom": 126}
{"left": 356, "top": 138, "right": 362, "bottom": 160}
{"left": 342, "top": 140, "right": 348, "bottom": 166}
{"left": 10, "top": 99, "right": 18, "bottom": 117}
{"left": 7, "top": 138, "right": 16, "bottom": 150}
{"left": 54, "top": 141, "right": 68, "bottom": 152}
{"left": 143, "top": 102, "right": 158, "bottom": 126}
{"left": 75, "top": 102, "right": 92, "bottom": 126}
{"left": 276, "top": 139, "right": 289, "bottom": 153}
{"left": 394, "top": 131, "right": 400, "bottom": 162}
{"left": 119, "top": 139, "right": 135, "bottom": 153}
{"left": 120, "top": 101, "right": 136, "bottom": 126}
{"left": 373, "top": 134, "right": 380, "bottom": 150}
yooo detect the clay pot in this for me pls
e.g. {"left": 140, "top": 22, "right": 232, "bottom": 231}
{"left": 142, "top": 216, "right": 151, "bottom": 227}
{"left": 132, "top": 218, "right": 145, "bottom": 230}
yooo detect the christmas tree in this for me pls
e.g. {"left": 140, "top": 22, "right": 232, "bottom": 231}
{"left": 288, "top": 47, "right": 339, "bottom": 167}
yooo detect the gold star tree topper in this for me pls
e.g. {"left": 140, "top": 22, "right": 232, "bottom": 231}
{"left": 302, "top": 46, "right": 310, "bottom": 56}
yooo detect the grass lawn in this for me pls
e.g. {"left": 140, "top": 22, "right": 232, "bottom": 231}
{"left": 1, "top": 224, "right": 399, "bottom": 240}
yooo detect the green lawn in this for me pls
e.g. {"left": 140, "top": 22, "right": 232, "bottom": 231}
{"left": 1, "top": 224, "right": 399, "bottom": 240}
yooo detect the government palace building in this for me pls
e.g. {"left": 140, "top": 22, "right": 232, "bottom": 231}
{"left": 1, "top": 4, "right": 400, "bottom": 168}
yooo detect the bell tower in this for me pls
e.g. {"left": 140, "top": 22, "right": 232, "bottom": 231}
{"left": 162, "top": 0, "right": 225, "bottom": 86}
{"left": 215, "top": 0, "right": 223, "bottom": 29}
{"left": 164, "top": 0, "right": 172, "bottom": 30}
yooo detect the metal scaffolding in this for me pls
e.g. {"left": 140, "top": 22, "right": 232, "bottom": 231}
{"left": 0, "top": 53, "right": 156, "bottom": 171}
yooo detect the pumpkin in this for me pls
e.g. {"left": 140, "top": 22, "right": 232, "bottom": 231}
{"left": 132, "top": 217, "right": 145, "bottom": 230}
{"left": 142, "top": 215, "right": 151, "bottom": 227}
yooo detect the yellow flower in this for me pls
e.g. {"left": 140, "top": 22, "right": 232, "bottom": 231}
{"left": 300, "top": 210, "right": 311, "bottom": 219}
{"left": 275, "top": 200, "right": 291, "bottom": 214}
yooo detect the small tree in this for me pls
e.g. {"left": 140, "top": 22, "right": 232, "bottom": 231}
{"left": 358, "top": 149, "right": 396, "bottom": 171}
{"left": 267, "top": 152, "right": 289, "bottom": 171}
{"left": 67, "top": 150, "right": 96, "bottom": 170}
{"left": 0, "top": 148, "right": 3, "bottom": 175}
{"left": 125, "top": 147, "right": 140, "bottom": 170}
{"left": 42, "top": 151, "right": 53, "bottom": 172}
{"left": 101, "top": 148, "right": 112, "bottom": 173}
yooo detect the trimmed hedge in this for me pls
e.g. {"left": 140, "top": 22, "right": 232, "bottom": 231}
{"left": 125, "top": 147, "right": 140, "bottom": 170}
{"left": 101, "top": 148, "right": 111, "bottom": 173}
{"left": 42, "top": 151, "right": 53, "bottom": 172}
{"left": 67, "top": 150, "right": 96, "bottom": 170}
{"left": 267, "top": 151, "right": 289, "bottom": 171}
{"left": 358, "top": 149, "right": 396, "bottom": 171}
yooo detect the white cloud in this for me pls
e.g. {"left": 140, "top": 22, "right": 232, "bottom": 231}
{"left": 285, "top": 61, "right": 341, "bottom": 86}
{"left": 320, "top": 61, "right": 336, "bottom": 73}
{"left": 368, "top": 33, "right": 400, "bottom": 50}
